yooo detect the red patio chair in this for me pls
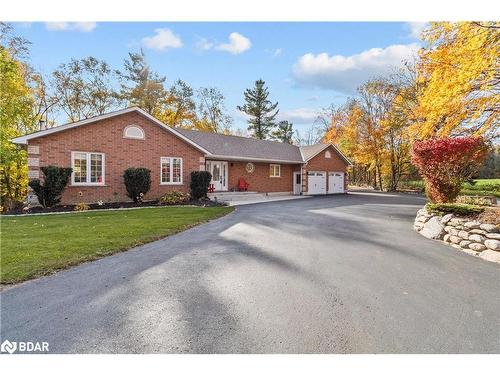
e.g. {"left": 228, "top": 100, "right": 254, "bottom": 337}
{"left": 208, "top": 183, "right": 215, "bottom": 193}
{"left": 237, "top": 177, "right": 250, "bottom": 191}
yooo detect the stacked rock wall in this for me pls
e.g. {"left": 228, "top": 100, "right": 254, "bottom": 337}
{"left": 414, "top": 208, "right": 500, "bottom": 263}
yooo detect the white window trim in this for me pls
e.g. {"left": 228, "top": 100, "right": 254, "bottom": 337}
{"left": 123, "top": 125, "right": 145, "bottom": 140}
{"left": 160, "top": 157, "right": 183, "bottom": 185}
{"left": 71, "top": 151, "right": 105, "bottom": 186}
{"left": 270, "top": 164, "right": 281, "bottom": 178}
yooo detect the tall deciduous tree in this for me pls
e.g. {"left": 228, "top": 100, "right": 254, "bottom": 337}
{"left": 323, "top": 78, "right": 412, "bottom": 191}
{"left": 81, "top": 57, "right": 121, "bottom": 116}
{"left": 196, "top": 87, "right": 232, "bottom": 133}
{"left": 0, "top": 26, "right": 37, "bottom": 207}
{"left": 294, "top": 122, "right": 323, "bottom": 146}
{"left": 316, "top": 104, "right": 340, "bottom": 133}
{"left": 271, "top": 120, "right": 294, "bottom": 144}
{"left": 323, "top": 100, "right": 369, "bottom": 186}
{"left": 157, "top": 79, "right": 197, "bottom": 128}
{"left": 52, "top": 56, "right": 120, "bottom": 121}
{"left": 28, "top": 71, "right": 58, "bottom": 128}
{"left": 354, "top": 80, "right": 395, "bottom": 191}
{"left": 413, "top": 22, "right": 500, "bottom": 139}
{"left": 237, "top": 79, "right": 279, "bottom": 139}
{"left": 117, "top": 50, "right": 166, "bottom": 115}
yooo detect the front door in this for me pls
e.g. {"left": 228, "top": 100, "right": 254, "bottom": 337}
{"left": 206, "top": 161, "right": 228, "bottom": 191}
{"left": 293, "top": 171, "right": 302, "bottom": 195}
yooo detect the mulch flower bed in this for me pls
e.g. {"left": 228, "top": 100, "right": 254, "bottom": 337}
{"left": 3, "top": 198, "right": 226, "bottom": 216}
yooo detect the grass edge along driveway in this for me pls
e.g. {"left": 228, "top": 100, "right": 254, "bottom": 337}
{"left": 1, "top": 206, "right": 233, "bottom": 285}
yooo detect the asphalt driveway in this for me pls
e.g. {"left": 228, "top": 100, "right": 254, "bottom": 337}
{"left": 1, "top": 191, "right": 499, "bottom": 353}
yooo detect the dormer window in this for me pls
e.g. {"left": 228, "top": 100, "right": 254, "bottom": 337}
{"left": 325, "top": 150, "right": 331, "bottom": 158}
{"left": 123, "top": 125, "right": 145, "bottom": 140}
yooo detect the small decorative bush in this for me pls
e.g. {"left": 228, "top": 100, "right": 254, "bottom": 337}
{"left": 456, "top": 195, "right": 493, "bottom": 206}
{"left": 426, "top": 203, "right": 484, "bottom": 216}
{"left": 123, "top": 168, "right": 151, "bottom": 203}
{"left": 160, "top": 190, "right": 190, "bottom": 205}
{"left": 28, "top": 166, "right": 72, "bottom": 207}
{"left": 411, "top": 137, "right": 488, "bottom": 203}
{"left": 190, "top": 171, "right": 212, "bottom": 200}
{"left": 74, "top": 202, "right": 90, "bottom": 211}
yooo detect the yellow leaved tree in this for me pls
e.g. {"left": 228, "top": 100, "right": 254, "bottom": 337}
{"left": 0, "top": 46, "right": 35, "bottom": 207}
{"left": 413, "top": 22, "right": 500, "bottom": 139}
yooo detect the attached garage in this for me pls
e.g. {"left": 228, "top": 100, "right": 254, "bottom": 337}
{"left": 328, "top": 172, "right": 345, "bottom": 194}
{"left": 301, "top": 144, "right": 352, "bottom": 195}
{"left": 307, "top": 171, "right": 326, "bottom": 194}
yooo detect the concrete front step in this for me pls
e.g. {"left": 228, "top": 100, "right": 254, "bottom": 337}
{"left": 208, "top": 192, "right": 264, "bottom": 202}
{"left": 208, "top": 191, "right": 292, "bottom": 202}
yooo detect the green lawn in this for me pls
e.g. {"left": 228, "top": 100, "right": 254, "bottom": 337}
{"left": 401, "top": 178, "right": 500, "bottom": 197}
{"left": 0, "top": 206, "right": 233, "bottom": 284}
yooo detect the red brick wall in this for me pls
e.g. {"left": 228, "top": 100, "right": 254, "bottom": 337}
{"left": 225, "top": 161, "right": 301, "bottom": 193}
{"left": 303, "top": 145, "right": 349, "bottom": 193}
{"left": 27, "top": 112, "right": 204, "bottom": 204}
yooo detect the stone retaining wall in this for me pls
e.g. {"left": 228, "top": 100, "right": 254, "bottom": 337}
{"left": 414, "top": 208, "right": 500, "bottom": 264}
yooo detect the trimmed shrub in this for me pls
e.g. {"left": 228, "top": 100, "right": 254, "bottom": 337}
{"left": 190, "top": 171, "right": 212, "bottom": 200}
{"left": 160, "top": 190, "right": 190, "bottom": 205}
{"left": 28, "top": 166, "right": 72, "bottom": 207}
{"left": 123, "top": 168, "right": 151, "bottom": 203}
{"left": 411, "top": 137, "right": 488, "bottom": 203}
{"left": 426, "top": 203, "right": 484, "bottom": 216}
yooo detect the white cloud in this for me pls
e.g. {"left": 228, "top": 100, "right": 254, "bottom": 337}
{"left": 292, "top": 43, "right": 419, "bottom": 94}
{"left": 307, "top": 95, "right": 319, "bottom": 102}
{"left": 407, "top": 22, "right": 428, "bottom": 39}
{"left": 215, "top": 32, "right": 251, "bottom": 54}
{"left": 142, "top": 28, "right": 183, "bottom": 51}
{"left": 195, "top": 37, "right": 214, "bottom": 51}
{"left": 278, "top": 108, "right": 320, "bottom": 124}
{"left": 45, "top": 22, "right": 97, "bottom": 32}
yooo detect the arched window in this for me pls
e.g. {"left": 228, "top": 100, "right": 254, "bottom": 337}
{"left": 325, "top": 150, "right": 331, "bottom": 158}
{"left": 123, "top": 125, "right": 145, "bottom": 140}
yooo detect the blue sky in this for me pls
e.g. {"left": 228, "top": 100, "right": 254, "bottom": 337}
{"left": 12, "top": 22, "right": 424, "bottom": 135}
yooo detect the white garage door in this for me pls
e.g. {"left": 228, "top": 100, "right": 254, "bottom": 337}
{"left": 328, "top": 172, "right": 344, "bottom": 194}
{"left": 307, "top": 171, "right": 326, "bottom": 194}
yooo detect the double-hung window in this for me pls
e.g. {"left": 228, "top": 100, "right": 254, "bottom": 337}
{"left": 71, "top": 152, "right": 105, "bottom": 185}
{"left": 161, "top": 157, "right": 183, "bottom": 184}
{"left": 270, "top": 164, "right": 281, "bottom": 178}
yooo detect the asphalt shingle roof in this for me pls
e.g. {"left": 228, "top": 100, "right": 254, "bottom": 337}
{"left": 175, "top": 128, "right": 304, "bottom": 163}
{"left": 300, "top": 144, "right": 328, "bottom": 161}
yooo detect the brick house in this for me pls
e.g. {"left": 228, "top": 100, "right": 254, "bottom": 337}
{"left": 12, "top": 107, "right": 352, "bottom": 204}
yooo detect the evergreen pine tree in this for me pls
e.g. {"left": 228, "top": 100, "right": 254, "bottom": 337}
{"left": 237, "top": 79, "right": 279, "bottom": 139}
